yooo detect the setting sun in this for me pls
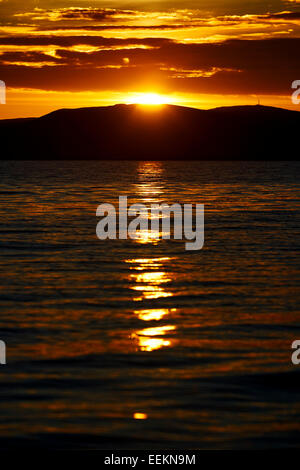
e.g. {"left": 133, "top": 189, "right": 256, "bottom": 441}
{"left": 126, "top": 93, "right": 172, "bottom": 106}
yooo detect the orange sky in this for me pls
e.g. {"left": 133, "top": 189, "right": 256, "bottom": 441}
{"left": 0, "top": 0, "right": 300, "bottom": 118}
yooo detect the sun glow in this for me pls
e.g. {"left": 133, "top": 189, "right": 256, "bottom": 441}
{"left": 126, "top": 92, "right": 172, "bottom": 106}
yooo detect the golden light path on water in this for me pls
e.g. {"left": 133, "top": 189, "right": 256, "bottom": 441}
{"left": 125, "top": 256, "right": 177, "bottom": 351}
{"left": 125, "top": 162, "right": 177, "bottom": 353}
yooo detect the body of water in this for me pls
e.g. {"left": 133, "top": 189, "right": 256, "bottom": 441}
{"left": 0, "top": 160, "right": 299, "bottom": 449}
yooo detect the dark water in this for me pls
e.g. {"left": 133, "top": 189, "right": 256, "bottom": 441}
{"left": 0, "top": 160, "right": 299, "bottom": 449}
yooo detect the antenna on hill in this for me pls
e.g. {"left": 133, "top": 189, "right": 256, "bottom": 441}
{"left": 257, "top": 96, "right": 260, "bottom": 106}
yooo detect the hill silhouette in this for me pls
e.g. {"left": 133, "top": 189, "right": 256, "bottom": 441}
{"left": 0, "top": 104, "right": 299, "bottom": 160}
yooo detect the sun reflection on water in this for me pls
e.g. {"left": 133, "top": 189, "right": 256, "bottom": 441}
{"left": 126, "top": 257, "right": 174, "bottom": 301}
{"left": 132, "top": 326, "right": 176, "bottom": 352}
{"left": 130, "top": 270, "right": 172, "bottom": 300}
{"left": 132, "top": 162, "right": 169, "bottom": 244}
{"left": 134, "top": 308, "right": 176, "bottom": 321}
{"left": 126, "top": 161, "right": 178, "bottom": 351}
{"left": 133, "top": 412, "right": 148, "bottom": 420}
{"left": 130, "top": 271, "right": 171, "bottom": 284}
{"left": 125, "top": 257, "right": 172, "bottom": 267}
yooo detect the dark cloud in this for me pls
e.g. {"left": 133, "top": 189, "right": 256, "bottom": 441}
{"left": 35, "top": 24, "right": 199, "bottom": 31}
{"left": 31, "top": 10, "right": 300, "bottom": 33}
{"left": 11, "top": 7, "right": 137, "bottom": 23}
{"left": 48, "top": 38, "right": 300, "bottom": 72}
{"left": 57, "top": 8, "right": 134, "bottom": 21}
{"left": 261, "top": 11, "right": 300, "bottom": 20}
{"left": 1, "top": 38, "right": 299, "bottom": 96}
{"left": 0, "top": 51, "right": 63, "bottom": 63}
{"left": 0, "top": 35, "right": 170, "bottom": 48}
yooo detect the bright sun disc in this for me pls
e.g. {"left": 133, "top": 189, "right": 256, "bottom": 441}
{"left": 127, "top": 93, "right": 169, "bottom": 106}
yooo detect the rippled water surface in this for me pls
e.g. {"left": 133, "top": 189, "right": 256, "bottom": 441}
{"left": 0, "top": 160, "right": 299, "bottom": 449}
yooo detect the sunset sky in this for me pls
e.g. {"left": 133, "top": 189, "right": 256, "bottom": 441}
{"left": 0, "top": 0, "right": 300, "bottom": 118}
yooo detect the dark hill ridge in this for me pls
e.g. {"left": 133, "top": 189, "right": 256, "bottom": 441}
{"left": 0, "top": 103, "right": 299, "bottom": 160}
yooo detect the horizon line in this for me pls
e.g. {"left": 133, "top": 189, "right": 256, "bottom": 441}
{"left": 1, "top": 102, "right": 299, "bottom": 122}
